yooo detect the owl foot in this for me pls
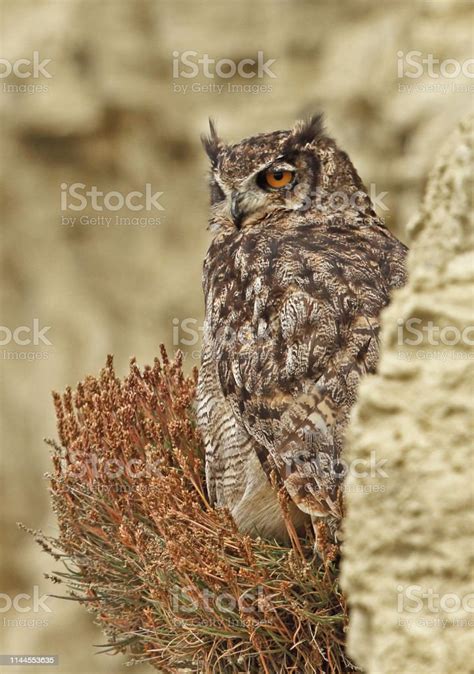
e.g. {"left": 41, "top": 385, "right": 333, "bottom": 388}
{"left": 312, "top": 517, "right": 339, "bottom": 564}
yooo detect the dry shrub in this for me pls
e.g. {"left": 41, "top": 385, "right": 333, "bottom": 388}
{"left": 35, "top": 348, "right": 355, "bottom": 673}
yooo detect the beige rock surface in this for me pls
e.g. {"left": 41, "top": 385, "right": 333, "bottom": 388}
{"left": 342, "top": 114, "right": 474, "bottom": 674}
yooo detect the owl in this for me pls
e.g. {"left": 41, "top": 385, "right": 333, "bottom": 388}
{"left": 196, "top": 115, "right": 407, "bottom": 543}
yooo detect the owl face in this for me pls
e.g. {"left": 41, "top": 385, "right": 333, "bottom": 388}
{"left": 202, "top": 116, "right": 326, "bottom": 230}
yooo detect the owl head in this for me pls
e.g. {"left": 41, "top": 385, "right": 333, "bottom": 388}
{"left": 202, "top": 114, "right": 374, "bottom": 231}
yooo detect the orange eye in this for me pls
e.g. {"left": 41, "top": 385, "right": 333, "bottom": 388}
{"left": 264, "top": 169, "right": 294, "bottom": 189}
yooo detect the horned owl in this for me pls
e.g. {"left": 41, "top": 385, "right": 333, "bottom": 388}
{"left": 196, "top": 115, "right": 407, "bottom": 543}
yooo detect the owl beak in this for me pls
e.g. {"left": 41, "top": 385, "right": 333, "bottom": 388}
{"left": 230, "top": 193, "right": 244, "bottom": 229}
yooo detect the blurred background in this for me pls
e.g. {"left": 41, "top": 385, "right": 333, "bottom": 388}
{"left": 0, "top": 0, "right": 472, "bottom": 672}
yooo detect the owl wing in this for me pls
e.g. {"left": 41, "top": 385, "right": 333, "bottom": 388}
{"left": 215, "top": 282, "right": 382, "bottom": 520}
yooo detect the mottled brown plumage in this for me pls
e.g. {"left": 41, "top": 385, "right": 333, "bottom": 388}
{"left": 197, "top": 115, "right": 407, "bottom": 542}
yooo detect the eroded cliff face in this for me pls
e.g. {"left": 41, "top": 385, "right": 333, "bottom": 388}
{"left": 342, "top": 114, "right": 474, "bottom": 674}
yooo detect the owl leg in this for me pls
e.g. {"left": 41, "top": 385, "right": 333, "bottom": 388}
{"left": 311, "top": 516, "right": 324, "bottom": 559}
{"left": 311, "top": 516, "right": 339, "bottom": 561}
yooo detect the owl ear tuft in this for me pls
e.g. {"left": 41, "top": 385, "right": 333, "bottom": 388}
{"left": 201, "top": 119, "right": 224, "bottom": 168}
{"left": 290, "top": 113, "right": 324, "bottom": 147}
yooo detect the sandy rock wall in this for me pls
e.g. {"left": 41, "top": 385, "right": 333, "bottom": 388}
{"left": 342, "top": 114, "right": 474, "bottom": 674}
